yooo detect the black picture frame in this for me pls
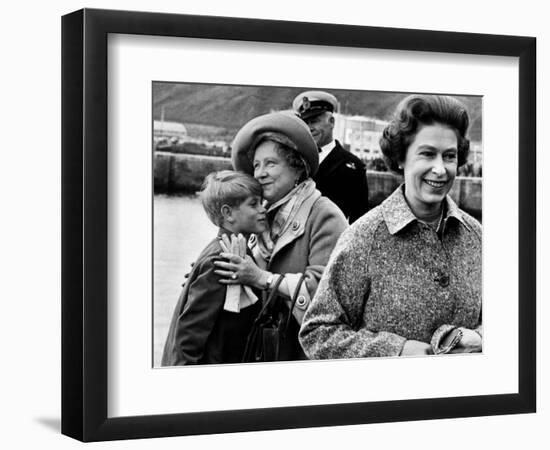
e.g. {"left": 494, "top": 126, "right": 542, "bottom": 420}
{"left": 61, "top": 8, "right": 536, "bottom": 442}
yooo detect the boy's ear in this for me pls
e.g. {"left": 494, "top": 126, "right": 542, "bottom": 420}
{"left": 220, "top": 204, "right": 234, "bottom": 223}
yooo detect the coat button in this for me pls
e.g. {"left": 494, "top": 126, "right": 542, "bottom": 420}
{"left": 292, "top": 221, "right": 300, "bottom": 231}
{"left": 438, "top": 275, "right": 450, "bottom": 287}
{"left": 295, "top": 295, "right": 308, "bottom": 310}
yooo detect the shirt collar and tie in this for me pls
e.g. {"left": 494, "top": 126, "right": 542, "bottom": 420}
{"left": 318, "top": 140, "right": 336, "bottom": 164}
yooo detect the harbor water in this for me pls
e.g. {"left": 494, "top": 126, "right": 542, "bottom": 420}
{"left": 153, "top": 194, "right": 217, "bottom": 367}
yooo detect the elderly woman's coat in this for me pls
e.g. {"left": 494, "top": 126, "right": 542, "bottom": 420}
{"left": 253, "top": 191, "right": 348, "bottom": 360}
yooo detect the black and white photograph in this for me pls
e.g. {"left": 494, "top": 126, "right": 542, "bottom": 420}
{"left": 153, "top": 82, "right": 483, "bottom": 367}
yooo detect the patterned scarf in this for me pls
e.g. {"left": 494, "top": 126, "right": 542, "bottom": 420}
{"left": 255, "top": 179, "right": 317, "bottom": 262}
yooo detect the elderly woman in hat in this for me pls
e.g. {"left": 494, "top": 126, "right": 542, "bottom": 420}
{"left": 299, "top": 94, "right": 482, "bottom": 358}
{"left": 214, "top": 112, "right": 348, "bottom": 361}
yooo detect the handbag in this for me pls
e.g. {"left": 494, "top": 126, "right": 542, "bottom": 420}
{"left": 242, "top": 273, "right": 307, "bottom": 363}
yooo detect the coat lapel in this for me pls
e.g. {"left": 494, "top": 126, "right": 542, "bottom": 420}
{"left": 269, "top": 189, "right": 321, "bottom": 262}
{"left": 317, "top": 142, "right": 347, "bottom": 179}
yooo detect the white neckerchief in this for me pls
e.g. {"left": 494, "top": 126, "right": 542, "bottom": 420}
{"left": 319, "top": 140, "right": 336, "bottom": 164}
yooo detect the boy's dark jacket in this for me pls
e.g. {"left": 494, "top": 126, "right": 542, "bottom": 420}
{"left": 161, "top": 230, "right": 260, "bottom": 365}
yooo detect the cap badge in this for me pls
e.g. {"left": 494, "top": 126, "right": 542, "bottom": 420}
{"left": 301, "top": 97, "right": 310, "bottom": 113}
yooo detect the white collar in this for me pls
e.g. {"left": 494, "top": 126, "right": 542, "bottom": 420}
{"left": 319, "top": 140, "right": 336, "bottom": 164}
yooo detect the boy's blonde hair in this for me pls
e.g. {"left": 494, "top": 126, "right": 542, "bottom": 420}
{"left": 200, "top": 170, "right": 262, "bottom": 227}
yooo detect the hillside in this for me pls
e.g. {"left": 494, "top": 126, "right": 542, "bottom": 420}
{"left": 152, "top": 82, "right": 482, "bottom": 141}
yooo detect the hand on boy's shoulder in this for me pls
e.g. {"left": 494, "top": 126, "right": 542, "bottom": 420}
{"left": 181, "top": 236, "right": 226, "bottom": 284}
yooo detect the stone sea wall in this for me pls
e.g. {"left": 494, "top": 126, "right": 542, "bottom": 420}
{"left": 154, "top": 152, "right": 233, "bottom": 193}
{"left": 154, "top": 152, "right": 482, "bottom": 220}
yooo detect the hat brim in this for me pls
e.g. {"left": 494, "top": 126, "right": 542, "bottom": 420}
{"left": 231, "top": 112, "right": 319, "bottom": 177}
{"left": 299, "top": 108, "right": 329, "bottom": 121}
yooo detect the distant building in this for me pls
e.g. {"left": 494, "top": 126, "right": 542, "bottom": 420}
{"left": 333, "top": 113, "right": 387, "bottom": 161}
{"left": 469, "top": 141, "right": 482, "bottom": 164}
{"left": 279, "top": 108, "right": 482, "bottom": 169}
{"left": 154, "top": 120, "right": 188, "bottom": 143}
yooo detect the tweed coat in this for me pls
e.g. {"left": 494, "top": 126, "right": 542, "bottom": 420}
{"left": 299, "top": 185, "right": 482, "bottom": 359}
{"left": 252, "top": 189, "right": 348, "bottom": 360}
{"left": 161, "top": 230, "right": 261, "bottom": 366}
{"left": 313, "top": 140, "right": 369, "bottom": 224}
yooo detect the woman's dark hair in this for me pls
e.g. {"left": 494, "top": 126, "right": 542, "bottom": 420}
{"left": 379, "top": 94, "right": 471, "bottom": 174}
{"left": 247, "top": 132, "right": 310, "bottom": 182}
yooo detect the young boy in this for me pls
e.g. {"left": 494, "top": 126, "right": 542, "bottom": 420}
{"left": 161, "top": 170, "right": 268, "bottom": 365}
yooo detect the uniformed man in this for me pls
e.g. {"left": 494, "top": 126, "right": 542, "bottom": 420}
{"left": 292, "top": 90, "right": 369, "bottom": 223}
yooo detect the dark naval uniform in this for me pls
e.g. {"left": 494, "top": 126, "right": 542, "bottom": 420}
{"left": 293, "top": 90, "right": 369, "bottom": 223}
{"left": 314, "top": 140, "right": 369, "bottom": 223}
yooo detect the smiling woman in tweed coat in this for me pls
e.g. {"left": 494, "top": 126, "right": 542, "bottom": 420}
{"left": 299, "top": 95, "right": 482, "bottom": 358}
